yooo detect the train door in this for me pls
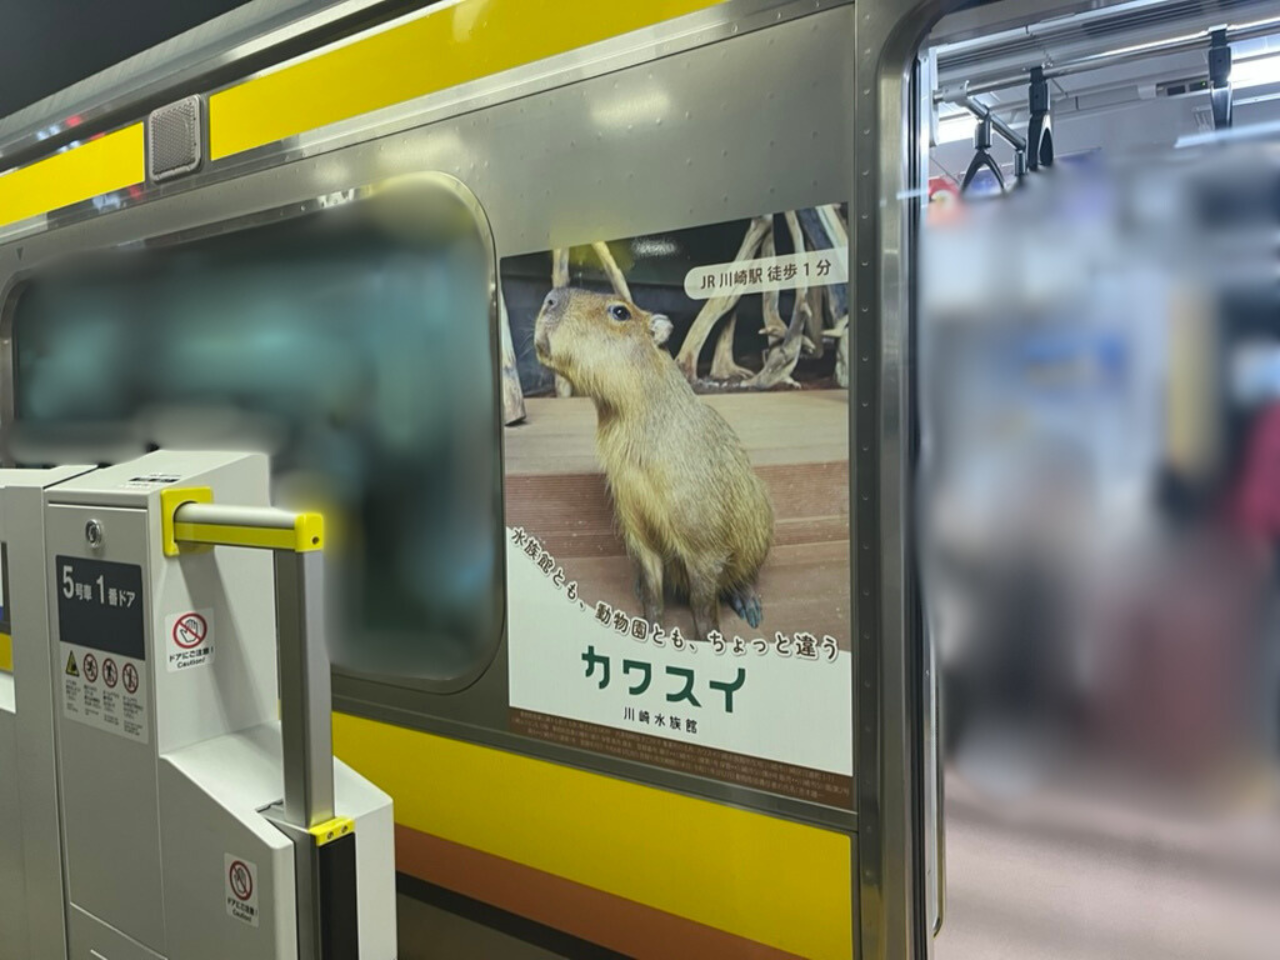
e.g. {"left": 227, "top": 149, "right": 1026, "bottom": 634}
{"left": 919, "top": 1, "right": 1280, "bottom": 958}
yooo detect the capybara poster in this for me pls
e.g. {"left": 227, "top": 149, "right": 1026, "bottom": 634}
{"left": 502, "top": 206, "right": 852, "bottom": 808}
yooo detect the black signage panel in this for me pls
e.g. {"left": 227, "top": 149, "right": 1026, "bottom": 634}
{"left": 55, "top": 556, "right": 145, "bottom": 660}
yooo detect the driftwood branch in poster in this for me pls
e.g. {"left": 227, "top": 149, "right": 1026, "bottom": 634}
{"left": 552, "top": 248, "right": 574, "bottom": 397}
{"left": 821, "top": 203, "right": 850, "bottom": 247}
{"left": 784, "top": 210, "right": 812, "bottom": 324}
{"left": 592, "top": 241, "right": 633, "bottom": 302}
{"left": 744, "top": 293, "right": 809, "bottom": 390}
{"left": 833, "top": 316, "right": 850, "bottom": 388}
{"left": 759, "top": 228, "right": 788, "bottom": 344}
{"left": 675, "top": 215, "right": 771, "bottom": 380}
{"left": 804, "top": 284, "right": 825, "bottom": 359}
{"left": 552, "top": 247, "right": 570, "bottom": 287}
{"left": 822, "top": 291, "right": 850, "bottom": 390}
{"left": 743, "top": 323, "right": 806, "bottom": 389}
{"left": 710, "top": 310, "right": 752, "bottom": 381}
{"left": 739, "top": 213, "right": 811, "bottom": 389}
{"left": 499, "top": 293, "right": 527, "bottom": 424}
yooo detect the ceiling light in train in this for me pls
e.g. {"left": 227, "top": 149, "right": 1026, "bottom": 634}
{"left": 1231, "top": 51, "right": 1280, "bottom": 90}
{"left": 935, "top": 114, "right": 978, "bottom": 145}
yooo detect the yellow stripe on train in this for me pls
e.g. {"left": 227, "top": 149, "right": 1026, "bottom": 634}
{"left": 0, "top": 125, "right": 143, "bottom": 229}
{"left": 0, "top": 2, "right": 721, "bottom": 228}
{"left": 334, "top": 712, "right": 854, "bottom": 960}
{"left": 208, "top": 0, "right": 721, "bottom": 160}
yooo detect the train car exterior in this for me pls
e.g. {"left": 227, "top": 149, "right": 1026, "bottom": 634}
{"left": 0, "top": 1, "right": 968, "bottom": 956}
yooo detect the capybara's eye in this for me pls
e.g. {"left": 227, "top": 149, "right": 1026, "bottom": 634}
{"left": 609, "top": 304, "right": 631, "bottom": 322}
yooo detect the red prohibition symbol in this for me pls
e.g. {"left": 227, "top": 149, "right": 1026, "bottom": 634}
{"left": 122, "top": 663, "right": 139, "bottom": 695}
{"left": 173, "top": 612, "right": 208, "bottom": 650}
{"left": 229, "top": 860, "right": 253, "bottom": 902}
{"left": 102, "top": 658, "right": 118, "bottom": 689}
{"left": 82, "top": 653, "right": 99, "bottom": 684}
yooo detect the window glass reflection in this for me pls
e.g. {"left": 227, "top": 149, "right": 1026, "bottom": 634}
{"left": 10, "top": 195, "right": 501, "bottom": 682}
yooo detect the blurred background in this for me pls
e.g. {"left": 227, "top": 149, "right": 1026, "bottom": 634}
{"left": 923, "top": 2, "right": 1280, "bottom": 957}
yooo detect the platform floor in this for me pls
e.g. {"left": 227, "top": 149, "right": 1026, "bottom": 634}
{"left": 398, "top": 894, "right": 565, "bottom": 960}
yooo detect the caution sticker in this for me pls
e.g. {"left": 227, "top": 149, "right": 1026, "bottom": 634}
{"left": 166, "top": 609, "right": 214, "bottom": 673}
{"left": 61, "top": 642, "right": 149, "bottom": 744}
{"left": 225, "top": 854, "right": 260, "bottom": 927}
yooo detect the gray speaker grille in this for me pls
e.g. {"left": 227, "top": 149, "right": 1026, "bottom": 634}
{"left": 148, "top": 96, "right": 203, "bottom": 182}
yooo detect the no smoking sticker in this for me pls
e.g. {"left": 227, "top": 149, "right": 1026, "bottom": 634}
{"left": 225, "top": 854, "right": 259, "bottom": 927}
{"left": 166, "top": 609, "right": 214, "bottom": 673}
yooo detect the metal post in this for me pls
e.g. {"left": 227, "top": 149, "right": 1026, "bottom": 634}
{"left": 961, "top": 95, "right": 1026, "bottom": 152}
{"left": 1209, "top": 29, "right": 1233, "bottom": 131}
{"left": 172, "top": 499, "right": 336, "bottom": 830}
{"left": 1027, "top": 65, "right": 1053, "bottom": 171}
{"left": 941, "top": 16, "right": 1280, "bottom": 101}
{"left": 274, "top": 548, "right": 335, "bottom": 830}
{"left": 170, "top": 499, "right": 347, "bottom": 960}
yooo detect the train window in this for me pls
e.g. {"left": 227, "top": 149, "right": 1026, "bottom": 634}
{"left": 5, "top": 178, "right": 503, "bottom": 687}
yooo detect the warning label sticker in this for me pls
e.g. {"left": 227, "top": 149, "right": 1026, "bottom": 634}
{"left": 225, "top": 854, "right": 259, "bottom": 927}
{"left": 166, "top": 609, "right": 214, "bottom": 673}
{"left": 61, "top": 642, "right": 149, "bottom": 744}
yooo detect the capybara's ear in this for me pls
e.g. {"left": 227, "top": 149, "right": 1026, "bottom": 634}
{"left": 650, "top": 314, "right": 673, "bottom": 346}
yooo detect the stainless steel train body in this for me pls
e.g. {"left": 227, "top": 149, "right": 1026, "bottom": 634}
{"left": 0, "top": 1, "right": 987, "bottom": 956}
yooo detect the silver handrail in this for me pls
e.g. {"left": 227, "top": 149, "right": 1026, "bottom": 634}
{"left": 171, "top": 500, "right": 333, "bottom": 830}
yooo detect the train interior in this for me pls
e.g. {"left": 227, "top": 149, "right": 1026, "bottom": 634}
{"left": 922, "top": 1, "right": 1280, "bottom": 957}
